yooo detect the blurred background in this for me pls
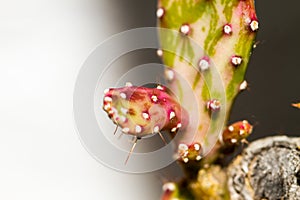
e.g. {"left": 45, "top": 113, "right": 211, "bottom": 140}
{"left": 0, "top": 0, "right": 299, "bottom": 199}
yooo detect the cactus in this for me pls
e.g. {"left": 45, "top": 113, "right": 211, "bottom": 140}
{"left": 103, "top": 0, "right": 257, "bottom": 185}
{"left": 157, "top": 0, "right": 257, "bottom": 159}
{"left": 156, "top": 0, "right": 258, "bottom": 199}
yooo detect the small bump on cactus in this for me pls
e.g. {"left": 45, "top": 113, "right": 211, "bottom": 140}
{"left": 177, "top": 143, "right": 203, "bottom": 163}
{"left": 220, "top": 120, "right": 253, "bottom": 145}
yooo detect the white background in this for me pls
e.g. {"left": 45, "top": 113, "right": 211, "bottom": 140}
{"left": 0, "top": 0, "right": 162, "bottom": 199}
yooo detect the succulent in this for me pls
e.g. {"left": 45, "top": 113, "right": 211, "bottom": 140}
{"left": 157, "top": 0, "right": 258, "bottom": 159}
{"left": 103, "top": 0, "right": 258, "bottom": 172}
{"left": 156, "top": 0, "right": 258, "bottom": 199}
{"left": 102, "top": 0, "right": 258, "bottom": 198}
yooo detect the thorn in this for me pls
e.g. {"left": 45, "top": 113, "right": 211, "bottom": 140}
{"left": 253, "top": 41, "right": 261, "bottom": 49}
{"left": 158, "top": 131, "right": 167, "bottom": 145}
{"left": 117, "top": 132, "right": 123, "bottom": 140}
{"left": 125, "top": 137, "right": 138, "bottom": 165}
{"left": 113, "top": 125, "right": 119, "bottom": 135}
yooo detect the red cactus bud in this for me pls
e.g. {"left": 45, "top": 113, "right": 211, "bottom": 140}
{"left": 177, "top": 142, "right": 202, "bottom": 163}
{"left": 221, "top": 120, "right": 253, "bottom": 145}
{"left": 103, "top": 85, "right": 189, "bottom": 138}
